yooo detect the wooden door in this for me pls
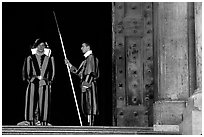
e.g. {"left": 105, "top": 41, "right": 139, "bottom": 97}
{"left": 113, "top": 2, "right": 154, "bottom": 127}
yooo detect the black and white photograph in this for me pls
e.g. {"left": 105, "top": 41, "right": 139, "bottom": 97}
{"left": 2, "top": 2, "right": 202, "bottom": 135}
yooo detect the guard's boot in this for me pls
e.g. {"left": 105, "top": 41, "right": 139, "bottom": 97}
{"left": 88, "top": 115, "right": 91, "bottom": 126}
{"left": 41, "top": 121, "right": 47, "bottom": 126}
{"left": 91, "top": 115, "right": 95, "bottom": 126}
{"left": 30, "top": 121, "right": 35, "bottom": 126}
{"left": 88, "top": 115, "right": 94, "bottom": 126}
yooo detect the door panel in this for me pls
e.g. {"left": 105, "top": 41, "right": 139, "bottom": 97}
{"left": 113, "top": 2, "right": 154, "bottom": 127}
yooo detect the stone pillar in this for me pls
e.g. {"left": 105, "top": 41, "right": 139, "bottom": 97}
{"left": 179, "top": 2, "right": 202, "bottom": 135}
{"left": 195, "top": 2, "right": 202, "bottom": 90}
{"left": 153, "top": 2, "right": 189, "bottom": 125}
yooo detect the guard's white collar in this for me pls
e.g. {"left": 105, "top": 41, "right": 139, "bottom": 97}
{"left": 84, "top": 50, "right": 92, "bottom": 58}
{"left": 31, "top": 48, "right": 51, "bottom": 57}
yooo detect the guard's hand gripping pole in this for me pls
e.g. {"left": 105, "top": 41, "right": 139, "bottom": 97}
{"left": 53, "top": 11, "right": 82, "bottom": 126}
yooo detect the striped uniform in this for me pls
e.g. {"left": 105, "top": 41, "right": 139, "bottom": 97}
{"left": 70, "top": 54, "right": 99, "bottom": 116}
{"left": 22, "top": 54, "right": 55, "bottom": 123}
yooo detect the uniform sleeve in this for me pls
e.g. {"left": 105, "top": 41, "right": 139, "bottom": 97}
{"left": 50, "top": 56, "right": 55, "bottom": 82}
{"left": 71, "top": 61, "right": 84, "bottom": 79}
{"left": 70, "top": 65, "right": 78, "bottom": 74}
{"left": 47, "top": 56, "right": 55, "bottom": 82}
{"left": 82, "top": 74, "right": 93, "bottom": 88}
{"left": 84, "top": 55, "right": 95, "bottom": 75}
{"left": 82, "top": 55, "right": 99, "bottom": 88}
{"left": 22, "top": 56, "right": 32, "bottom": 81}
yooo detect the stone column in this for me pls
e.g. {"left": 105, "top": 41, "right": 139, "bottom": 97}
{"left": 153, "top": 2, "right": 189, "bottom": 126}
{"left": 195, "top": 2, "right": 202, "bottom": 90}
{"left": 179, "top": 2, "right": 202, "bottom": 135}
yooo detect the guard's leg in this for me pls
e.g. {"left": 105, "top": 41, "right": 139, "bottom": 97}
{"left": 88, "top": 115, "right": 91, "bottom": 126}
{"left": 29, "top": 121, "right": 34, "bottom": 126}
{"left": 91, "top": 115, "right": 95, "bottom": 126}
{"left": 41, "top": 121, "right": 47, "bottom": 126}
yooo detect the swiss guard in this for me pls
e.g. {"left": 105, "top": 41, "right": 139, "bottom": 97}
{"left": 22, "top": 38, "right": 55, "bottom": 126}
{"left": 65, "top": 43, "right": 100, "bottom": 126}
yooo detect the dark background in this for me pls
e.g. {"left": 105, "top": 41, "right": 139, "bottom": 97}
{"left": 2, "top": 2, "right": 112, "bottom": 126}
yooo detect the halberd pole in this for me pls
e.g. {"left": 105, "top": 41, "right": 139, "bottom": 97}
{"left": 53, "top": 11, "right": 82, "bottom": 126}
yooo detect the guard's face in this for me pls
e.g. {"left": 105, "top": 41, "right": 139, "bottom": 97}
{"left": 37, "top": 42, "right": 45, "bottom": 53}
{"left": 81, "top": 43, "right": 89, "bottom": 54}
